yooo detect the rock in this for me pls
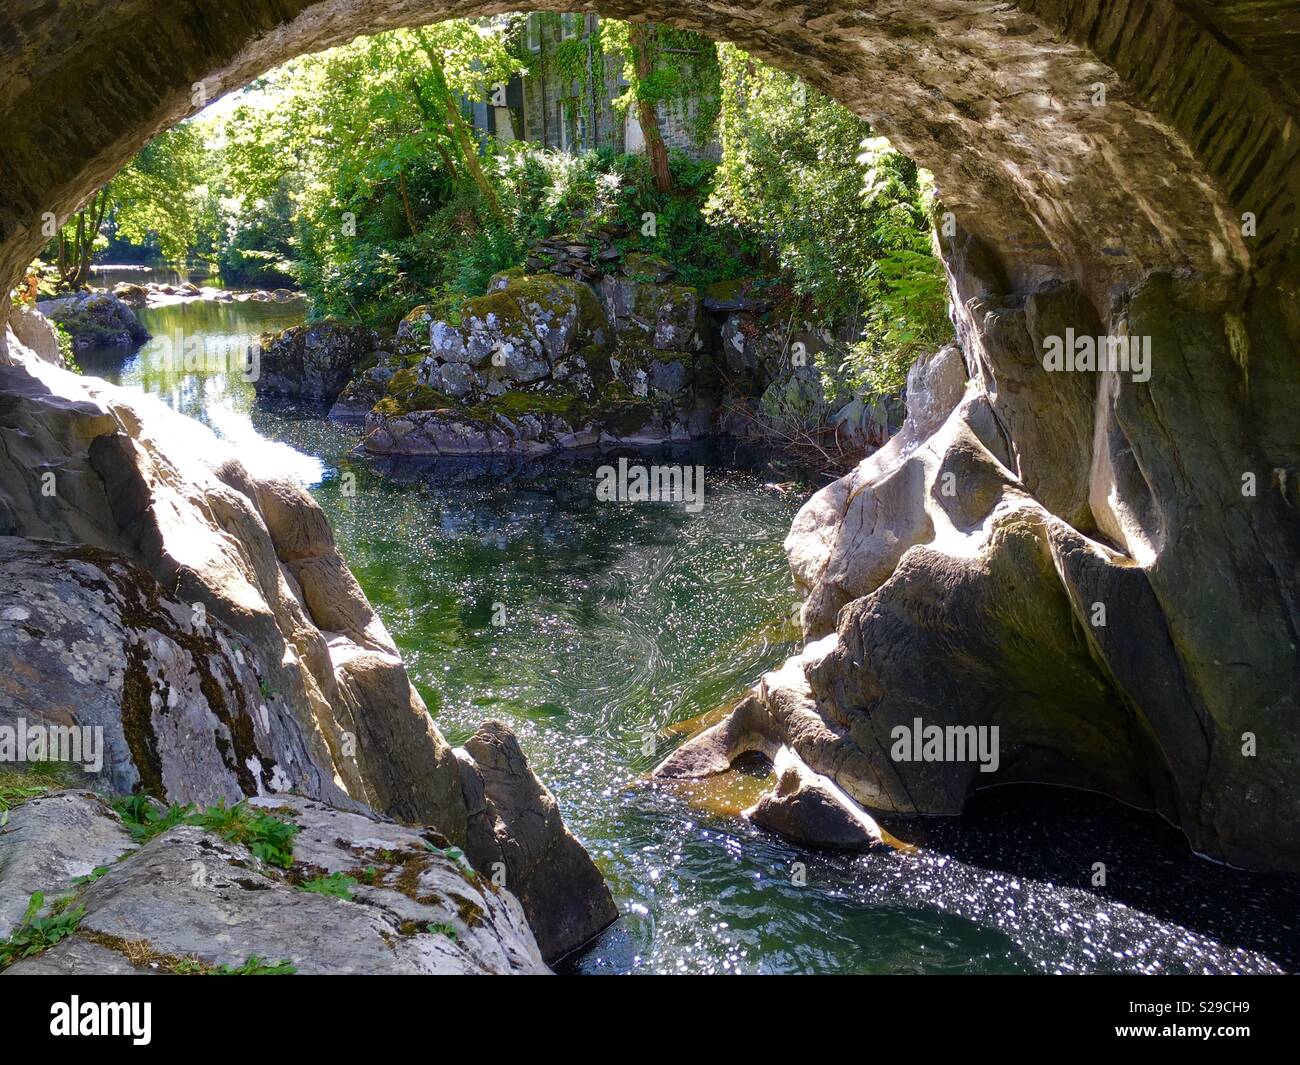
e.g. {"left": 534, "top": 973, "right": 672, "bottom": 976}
{"left": 0, "top": 351, "right": 465, "bottom": 833}
{"left": 0, "top": 536, "right": 351, "bottom": 808}
{"left": 829, "top": 394, "right": 901, "bottom": 451}
{"left": 5, "top": 304, "right": 62, "bottom": 367}
{"left": 600, "top": 274, "right": 703, "bottom": 352}
{"left": 252, "top": 320, "right": 380, "bottom": 403}
{"left": 702, "top": 277, "right": 776, "bottom": 314}
{"left": 433, "top": 361, "right": 477, "bottom": 398}
{"left": 327, "top": 364, "right": 391, "bottom": 423}
{"left": 621, "top": 252, "right": 675, "bottom": 283}
{"left": 3, "top": 793, "right": 547, "bottom": 975}
{"left": 456, "top": 721, "right": 617, "bottom": 963}
{"left": 743, "top": 746, "right": 885, "bottom": 851}
{"left": 111, "top": 282, "right": 148, "bottom": 308}
{"left": 36, "top": 291, "right": 149, "bottom": 351}
{"left": 0, "top": 791, "right": 137, "bottom": 939}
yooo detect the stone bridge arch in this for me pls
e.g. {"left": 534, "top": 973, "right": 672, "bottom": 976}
{"left": 0, "top": 1, "right": 1295, "bottom": 294}
{"left": 1, "top": 1, "right": 1298, "bottom": 870}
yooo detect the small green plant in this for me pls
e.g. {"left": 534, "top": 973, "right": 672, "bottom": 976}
{"left": 212, "top": 954, "right": 297, "bottom": 975}
{"left": 71, "top": 865, "right": 112, "bottom": 887}
{"left": 111, "top": 795, "right": 191, "bottom": 843}
{"left": 0, "top": 892, "right": 86, "bottom": 969}
{"left": 53, "top": 323, "right": 82, "bottom": 374}
{"left": 188, "top": 800, "right": 299, "bottom": 869}
{"left": 0, "top": 764, "right": 70, "bottom": 812}
{"left": 427, "top": 922, "right": 459, "bottom": 941}
{"left": 111, "top": 796, "right": 299, "bottom": 867}
{"left": 298, "top": 872, "right": 357, "bottom": 900}
{"left": 170, "top": 953, "right": 296, "bottom": 975}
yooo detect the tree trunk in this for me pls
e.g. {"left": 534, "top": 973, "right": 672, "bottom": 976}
{"left": 630, "top": 24, "right": 673, "bottom": 194}
{"left": 398, "top": 171, "right": 419, "bottom": 235}
{"left": 414, "top": 32, "right": 504, "bottom": 223}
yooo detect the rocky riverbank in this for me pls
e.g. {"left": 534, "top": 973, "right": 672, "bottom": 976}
{"left": 0, "top": 314, "right": 616, "bottom": 971}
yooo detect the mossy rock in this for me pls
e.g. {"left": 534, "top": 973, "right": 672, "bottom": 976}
{"left": 372, "top": 368, "right": 457, "bottom": 418}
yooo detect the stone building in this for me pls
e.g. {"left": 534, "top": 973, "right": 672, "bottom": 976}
{"left": 468, "top": 12, "right": 718, "bottom": 160}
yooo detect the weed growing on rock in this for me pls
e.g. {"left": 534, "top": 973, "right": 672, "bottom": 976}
{"left": 111, "top": 796, "right": 299, "bottom": 868}
{"left": 298, "top": 872, "right": 358, "bottom": 900}
{"left": 0, "top": 892, "right": 85, "bottom": 969}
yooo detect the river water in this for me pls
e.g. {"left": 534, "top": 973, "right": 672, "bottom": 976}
{"left": 75, "top": 280, "right": 1300, "bottom": 975}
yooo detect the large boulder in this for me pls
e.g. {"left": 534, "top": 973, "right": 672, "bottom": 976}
{"left": 4, "top": 304, "right": 62, "bottom": 367}
{"left": 252, "top": 320, "right": 380, "bottom": 404}
{"left": 2, "top": 792, "right": 547, "bottom": 974}
{"left": 36, "top": 291, "right": 149, "bottom": 351}
{"left": 456, "top": 721, "right": 617, "bottom": 964}
{"left": 0, "top": 536, "right": 353, "bottom": 807}
{"left": 600, "top": 273, "right": 704, "bottom": 352}
{"left": 657, "top": 226, "right": 1300, "bottom": 874}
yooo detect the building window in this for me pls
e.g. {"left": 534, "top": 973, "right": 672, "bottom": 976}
{"left": 560, "top": 99, "right": 585, "bottom": 152}
{"left": 561, "top": 13, "right": 579, "bottom": 40}
{"left": 527, "top": 13, "right": 541, "bottom": 51}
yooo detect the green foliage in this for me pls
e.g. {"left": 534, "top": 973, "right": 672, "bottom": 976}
{"left": 107, "top": 123, "right": 210, "bottom": 262}
{"left": 71, "top": 866, "right": 112, "bottom": 887}
{"left": 708, "top": 46, "right": 951, "bottom": 395}
{"left": 0, "top": 892, "right": 86, "bottom": 969}
{"left": 220, "top": 20, "right": 524, "bottom": 324}
{"left": 110, "top": 794, "right": 191, "bottom": 842}
{"left": 298, "top": 872, "right": 357, "bottom": 900}
{"left": 53, "top": 323, "right": 81, "bottom": 374}
{"left": 601, "top": 21, "right": 720, "bottom": 149}
{"left": 210, "top": 955, "right": 297, "bottom": 975}
{"left": 427, "top": 922, "right": 459, "bottom": 940}
{"left": 188, "top": 800, "right": 300, "bottom": 868}
{"left": 0, "top": 764, "right": 73, "bottom": 812}
{"left": 169, "top": 953, "right": 297, "bottom": 975}
{"left": 110, "top": 796, "right": 299, "bottom": 868}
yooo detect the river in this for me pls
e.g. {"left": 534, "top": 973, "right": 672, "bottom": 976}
{"left": 74, "top": 275, "right": 1300, "bottom": 974}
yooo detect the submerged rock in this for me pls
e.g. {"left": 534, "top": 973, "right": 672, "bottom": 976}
{"left": 743, "top": 747, "right": 884, "bottom": 851}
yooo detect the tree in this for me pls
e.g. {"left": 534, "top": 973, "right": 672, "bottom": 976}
{"left": 628, "top": 23, "right": 673, "bottom": 194}
{"left": 707, "top": 44, "right": 950, "bottom": 395}
{"left": 49, "top": 122, "right": 209, "bottom": 288}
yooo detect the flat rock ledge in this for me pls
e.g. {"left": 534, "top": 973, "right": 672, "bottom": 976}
{"left": 2, "top": 792, "right": 548, "bottom": 975}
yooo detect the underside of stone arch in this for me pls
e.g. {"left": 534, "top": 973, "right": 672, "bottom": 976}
{"left": 1, "top": 1, "right": 1298, "bottom": 870}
